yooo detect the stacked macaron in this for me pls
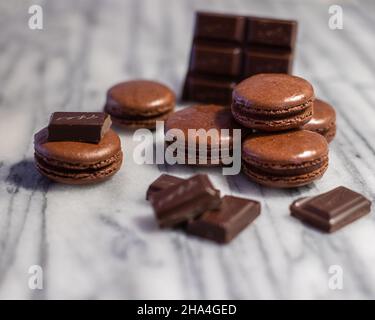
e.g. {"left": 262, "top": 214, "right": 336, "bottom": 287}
{"left": 231, "top": 73, "right": 336, "bottom": 188}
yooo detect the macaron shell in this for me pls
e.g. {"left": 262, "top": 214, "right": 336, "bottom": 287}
{"left": 232, "top": 102, "right": 312, "bottom": 131}
{"left": 233, "top": 73, "right": 314, "bottom": 110}
{"left": 242, "top": 159, "right": 328, "bottom": 188}
{"left": 301, "top": 99, "right": 336, "bottom": 142}
{"left": 242, "top": 130, "right": 328, "bottom": 165}
{"left": 34, "top": 128, "right": 121, "bottom": 166}
{"left": 35, "top": 153, "right": 123, "bottom": 185}
{"left": 105, "top": 80, "right": 175, "bottom": 115}
{"left": 110, "top": 110, "right": 173, "bottom": 129}
{"left": 165, "top": 104, "right": 244, "bottom": 148}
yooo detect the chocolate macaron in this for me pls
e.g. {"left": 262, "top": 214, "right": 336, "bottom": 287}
{"left": 301, "top": 99, "right": 336, "bottom": 143}
{"left": 34, "top": 128, "right": 123, "bottom": 184}
{"left": 242, "top": 130, "right": 328, "bottom": 188}
{"left": 232, "top": 73, "right": 314, "bottom": 131}
{"left": 104, "top": 80, "right": 175, "bottom": 129}
{"left": 165, "top": 104, "right": 244, "bottom": 165}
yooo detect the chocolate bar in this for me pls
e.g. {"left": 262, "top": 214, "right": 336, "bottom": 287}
{"left": 187, "top": 195, "right": 261, "bottom": 243}
{"left": 290, "top": 186, "right": 371, "bottom": 232}
{"left": 182, "top": 12, "right": 297, "bottom": 105}
{"left": 48, "top": 112, "right": 111, "bottom": 143}
{"left": 150, "top": 174, "right": 221, "bottom": 228}
{"left": 146, "top": 174, "right": 185, "bottom": 200}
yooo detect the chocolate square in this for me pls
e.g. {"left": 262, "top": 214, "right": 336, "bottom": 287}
{"left": 187, "top": 195, "right": 261, "bottom": 243}
{"left": 48, "top": 112, "right": 112, "bottom": 143}
{"left": 290, "top": 186, "right": 372, "bottom": 232}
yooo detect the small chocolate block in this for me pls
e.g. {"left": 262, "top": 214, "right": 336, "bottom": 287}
{"left": 48, "top": 112, "right": 111, "bottom": 143}
{"left": 191, "top": 43, "right": 242, "bottom": 76}
{"left": 194, "top": 12, "right": 246, "bottom": 43}
{"left": 150, "top": 174, "right": 221, "bottom": 228}
{"left": 184, "top": 75, "right": 236, "bottom": 105}
{"left": 290, "top": 186, "right": 372, "bottom": 233}
{"left": 247, "top": 17, "right": 297, "bottom": 48}
{"left": 146, "top": 174, "right": 185, "bottom": 200}
{"left": 244, "top": 48, "right": 293, "bottom": 76}
{"left": 187, "top": 195, "right": 261, "bottom": 243}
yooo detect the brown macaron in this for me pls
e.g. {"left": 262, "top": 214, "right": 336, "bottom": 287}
{"left": 232, "top": 73, "right": 314, "bottom": 131}
{"left": 104, "top": 80, "right": 175, "bottom": 129}
{"left": 242, "top": 130, "right": 329, "bottom": 188}
{"left": 34, "top": 128, "right": 123, "bottom": 184}
{"left": 301, "top": 99, "right": 336, "bottom": 143}
{"left": 165, "top": 104, "right": 245, "bottom": 165}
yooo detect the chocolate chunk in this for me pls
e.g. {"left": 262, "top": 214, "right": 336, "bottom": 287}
{"left": 187, "top": 195, "right": 261, "bottom": 243}
{"left": 146, "top": 174, "right": 185, "bottom": 200}
{"left": 182, "top": 12, "right": 297, "bottom": 104}
{"left": 48, "top": 112, "right": 111, "bottom": 143}
{"left": 290, "top": 186, "right": 372, "bottom": 232}
{"left": 150, "top": 174, "right": 221, "bottom": 228}
{"left": 247, "top": 17, "right": 297, "bottom": 48}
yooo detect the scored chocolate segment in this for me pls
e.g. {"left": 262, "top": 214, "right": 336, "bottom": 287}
{"left": 150, "top": 174, "right": 221, "bottom": 228}
{"left": 48, "top": 112, "right": 112, "bottom": 143}
{"left": 247, "top": 17, "right": 297, "bottom": 48}
{"left": 194, "top": 12, "right": 246, "bottom": 43}
{"left": 187, "top": 195, "right": 261, "bottom": 243}
{"left": 182, "top": 11, "right": 297, "bottom": 105}
{"left": 290, "top": 186, "right": 372, "bottom": 232}
{"left": 146, "top": 174, "right": 185, "bottom": 200}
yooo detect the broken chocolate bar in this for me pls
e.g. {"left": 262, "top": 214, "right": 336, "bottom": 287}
{"left": 150, "top": 174, "right": 221, "bottom": 228}
{"left": 146, "top": 174, "right": 185, "bottom": 200}
{"left": 182, "top": 11, "right": 297, "bottom": 105}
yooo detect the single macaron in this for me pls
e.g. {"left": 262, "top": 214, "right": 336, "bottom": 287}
{"left": 232, "top": 73, "right": 314, "bottom": 131}
{"left": 34, "top": 128, "right": 123, "bottom": 184}
{"left": 104, "top": 80, "right": 175, "bottom": 129}
{"left": 242, "top": 130, "right": 329, "bottom": 188}
{"left": 165, "top": 104, "right": 245, "bottom": 166}
{"left": 301, "top": 99, "right": 336, "bottom": 143}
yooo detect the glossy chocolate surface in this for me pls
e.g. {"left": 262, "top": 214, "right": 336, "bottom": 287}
{"left": 233, "top": 73, "right": 314, "bottom": 110}
{"left": 105, "top": 80, "right": 175, "bottom": 115}
{"left": 302, "top": 99, "right": 336, "bottom": 141}
{"left": 242, "top": 130, "right": 328, "bottom": 165}
{"left": 187, "top": 195, "right": 261, "bottom": 243}
{"left": 290, "top": 186, "right": 371, "bottom": 232}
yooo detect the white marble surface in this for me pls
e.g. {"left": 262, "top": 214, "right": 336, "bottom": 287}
{"left": 0, "top": 0, "right": 375, "bottom": 299}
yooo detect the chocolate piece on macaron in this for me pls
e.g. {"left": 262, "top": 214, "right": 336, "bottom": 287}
{"left": 34, "top": 112, "right": 123, "bottom": 184}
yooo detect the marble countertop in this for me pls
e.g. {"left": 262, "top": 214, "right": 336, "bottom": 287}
{"left": 1, "top": 0, "right": 375, "bottom": 299}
